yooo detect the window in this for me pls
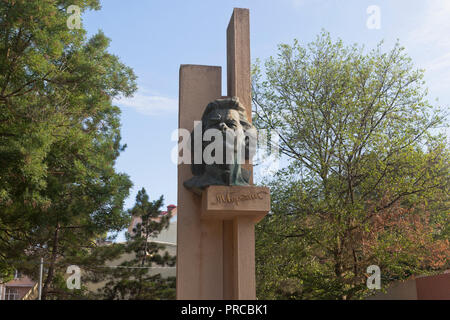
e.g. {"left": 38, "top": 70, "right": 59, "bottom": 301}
{"left": 5, "top": 287, "right": 19, "bottom": 300}
{"left": 14, "top": 270, "right": 22, "bottom": 279}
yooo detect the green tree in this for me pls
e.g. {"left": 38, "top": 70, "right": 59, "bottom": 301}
{"left": 0, "top": 0, "right": 137, "bottom": 297}
{"left": 253, "top": 32, "right": 449, "bottom": 300}
{"left": 93, "top": 188, "right": 176, "bottom": 300}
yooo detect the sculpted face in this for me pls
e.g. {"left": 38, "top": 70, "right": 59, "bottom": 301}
{"left": 204, "top": 108, "right": 245, "bottom": 163}
{"left": 205, "top": 109, "right": 242, "bottom": 133}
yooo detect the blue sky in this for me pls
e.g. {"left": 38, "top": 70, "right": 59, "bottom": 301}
{"left": 82, "top": 0, "right": 450, "bottom": 240}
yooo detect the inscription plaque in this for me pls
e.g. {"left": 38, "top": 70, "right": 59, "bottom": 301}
{"left": 201, "top": 185, "right": 270, "bottom": 222}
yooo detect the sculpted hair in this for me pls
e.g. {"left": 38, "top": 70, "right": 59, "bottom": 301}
{"left": 201, "top": 96, "right": 253, "bottom": 132}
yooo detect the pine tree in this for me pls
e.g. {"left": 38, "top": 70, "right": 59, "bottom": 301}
{"left": 0, "top": 0, "right": 137, "bottom": 297}
{"left": 95, "top": 188, "right": 176, "bottom": 300}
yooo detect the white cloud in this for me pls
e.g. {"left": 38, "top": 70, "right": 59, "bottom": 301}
{"left": 425, "top": 52, "right": 450, "bottom": 72}
{"left": 407, "top": 0, "right": 450, "bottom": 92}
{"left": 408, "top": 0, "right": 450, "bottom": 49}
{"left": 114, "top": 91, "right": 177, "bottom": 116}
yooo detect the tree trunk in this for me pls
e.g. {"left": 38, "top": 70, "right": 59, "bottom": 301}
{"left": 41, "top": 224, "right": 59, "bottom": 300}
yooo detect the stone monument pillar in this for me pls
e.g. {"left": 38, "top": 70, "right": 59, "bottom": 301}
{"left": 176, "top": 8, "right": 269, "bottom": 300}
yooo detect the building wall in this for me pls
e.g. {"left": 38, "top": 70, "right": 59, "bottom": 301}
{"left": 416, "top": 273, "right": 450, "bottom": 300}
{"left": 0, "top": 276, "right": 36, "bottom": 300}
{"left": 366, "top": 278, "right": 417, "bottom": 300}
{"left": 367, "top": 271, "right": 450, "bottom": 300}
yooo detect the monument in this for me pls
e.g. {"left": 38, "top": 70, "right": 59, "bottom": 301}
{"left": 177, "top": 8, "right": 270, "bottom": 300}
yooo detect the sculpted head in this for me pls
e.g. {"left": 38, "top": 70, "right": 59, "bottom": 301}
{"left": 202, "top": 97, "right": 253, "bottom": 133}
{"left": 184, "top": 96, "right": 256, "bottom": 194}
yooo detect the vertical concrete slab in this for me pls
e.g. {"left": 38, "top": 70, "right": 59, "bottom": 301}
{"left": 222, "top": 221, "right": 235, "bottom": 299}
{"left": 233, "top": 216, "right": 256, "bottom": 300}
{"left": 227, "top": 8, "right": 252, "bottom": 117}
{"left": 224, "top": 8, "right": 256, "bottom": 300}
{"left": 177, "top": 65, "right": 223, "bottom": 300}
{"left": 226, "top": 8, "right": 253, "bottom": 183}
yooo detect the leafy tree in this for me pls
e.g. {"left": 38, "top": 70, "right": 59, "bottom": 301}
{"left": 253, "top": 32, "right": 449, "bottom": 300}
{"left": 0, "top": 0, "right": 137, "bottom": 298}
{"left": 92, "top": 188, "right": 176, "bottom": 300}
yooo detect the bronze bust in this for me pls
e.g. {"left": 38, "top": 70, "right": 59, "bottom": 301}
{"left": 184, "top": 96, "right": 256, "bottom": 194}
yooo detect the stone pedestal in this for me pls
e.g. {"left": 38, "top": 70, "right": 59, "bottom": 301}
{"left": 202, "top": 186, "right": 269, "bottom": 299}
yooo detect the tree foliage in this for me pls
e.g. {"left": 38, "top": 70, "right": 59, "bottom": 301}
{"left": 253, "top": 32, "right": 449, "bottom": 300}
{"left": 0, "top": 0, "right": 137, "bottom": 298}
{"left": 91, "top": 188, "right": 176, "bottom": 300}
